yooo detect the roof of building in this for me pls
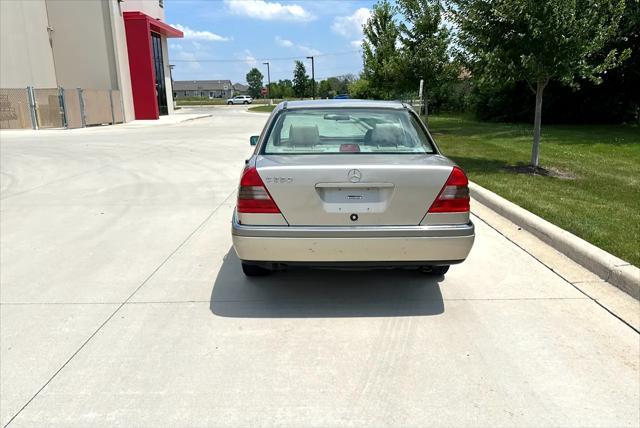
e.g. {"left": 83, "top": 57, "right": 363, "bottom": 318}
{"left": 173, "top": 80, "right": 233, "bottom": 91}
{"left": 233, "top": 83, "right": 249, "bottom": 91}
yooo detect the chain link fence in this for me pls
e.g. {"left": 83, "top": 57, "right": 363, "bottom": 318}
{"left": 0, "top": 89, "right": 32, "bottom": 129}
{"left": 33, "top": 88, "right": 64, "bottom": 129}
{"left": 0, "top": 87, "right": 125, "bottom": 130}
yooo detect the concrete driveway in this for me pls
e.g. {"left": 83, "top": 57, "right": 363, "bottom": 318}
{"left": 1, "top": 106, "right": 638, "bottom": 427}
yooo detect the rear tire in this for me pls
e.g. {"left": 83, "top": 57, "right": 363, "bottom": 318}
{"left": 241, "top": 262, "right": 271, "bottom": 276}
{"left": 227, "top": 101, "right": 233, "bottom": 105}
{"left": 243, "top": 101, "right": 248, "bottom": 104}
{"left": 421, "top": 265, "right": 450, "bottom": 275}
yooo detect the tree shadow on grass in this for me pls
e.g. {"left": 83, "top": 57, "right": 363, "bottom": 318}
{"left": 210, "top": 249, "right": 445, "bottom": 318}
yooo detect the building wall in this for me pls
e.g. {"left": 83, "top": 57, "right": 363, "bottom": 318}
{"left": 160, "top": 36, "right": 174, "bottom": 115}
{"left": 121, "top": 0, "right": 164, "bottom": 20}
{"left": 0, "top": 0, "right": 57, "bottom": 88}
{"left": 108, "top": 0, "right": 135, "bottom": 122}
{"left": 0, "top": 0, "right": 174, "bottom": 124}
{"left": 45, "top": 0, "right": 118, "bottom": 90}
{"left": 174, "top": 89, "right": 233, "bottom": 99}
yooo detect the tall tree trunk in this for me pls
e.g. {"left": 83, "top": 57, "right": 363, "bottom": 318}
{"left": 531, "top": 80, "right": 546, "bottom": 167}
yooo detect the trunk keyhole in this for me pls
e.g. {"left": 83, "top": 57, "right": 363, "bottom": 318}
{"left": 350, "top": 214, "right": 358, "bottom": 222}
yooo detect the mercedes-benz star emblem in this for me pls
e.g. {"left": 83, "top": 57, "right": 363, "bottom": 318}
{"left": 347, "top": 169, "right": 362, "bottom": 183}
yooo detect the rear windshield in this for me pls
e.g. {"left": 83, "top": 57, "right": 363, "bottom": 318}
{"left": 262, "top": 108, "right": 435, "bottom": 154}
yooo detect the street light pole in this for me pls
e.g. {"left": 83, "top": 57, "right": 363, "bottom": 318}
{"left": 306, "top": 56, "right": 315, "bottom": 100}
{"left": 262, "top": 61, "right": 271, "bottom": 105}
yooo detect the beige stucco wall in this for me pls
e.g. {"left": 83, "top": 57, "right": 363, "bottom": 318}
{"left": 108, "top": 0, "right": 135, "bottom": 122}
{"left": 45, "top": 0, "right": 117, "bottom": 90}
{"left": 0, "top": 0, "right": 57, "bottom": 88}
{"left": 121, "top": 0, "right": 164, "bottom": 20}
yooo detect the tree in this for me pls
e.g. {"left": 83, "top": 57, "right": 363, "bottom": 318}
{"left": 246, "top": 68, "right": 264, "bottom": 99}
{"left": 396, "top": 0, "right": 455, "bottom": 111}
{"left": 317, "top": 75, "right": 356, "bottom": 98}
{"left": 292, "top": 61, "right": 309, "bottom": 98}
{"left": 348, "top": 76, "right": 372, "bottom": 99}
{"left": 318, "top": 79, "right": 332, "bottom": 98}
{"left": 362, "top": 0, "right": 403, "bottom": 99}
{"left": 450, "top": 0, "right": 629, "bottom": 167}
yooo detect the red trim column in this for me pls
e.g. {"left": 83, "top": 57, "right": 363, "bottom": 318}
{"left": 123, "top": 12, "right": 183, "bottom": 120}
{"left": 123, "top": 13, "right": 158, "bottom": 119}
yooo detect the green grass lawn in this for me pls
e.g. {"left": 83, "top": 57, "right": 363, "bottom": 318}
{"left": 428, "top": 114, "right": 640, "bottom": 266}
{"left": 248, "top": 105, "right": 277, "bottom": 113}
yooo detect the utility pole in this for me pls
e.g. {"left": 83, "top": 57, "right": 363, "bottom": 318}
{"left": 262, "top": 61, "right": 271, "bottom": 105}
{"left": 306, "top": 56, "right": 315, "bottom": 100}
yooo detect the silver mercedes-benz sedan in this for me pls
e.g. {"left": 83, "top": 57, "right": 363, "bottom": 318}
{"left": 232, "top": 100, "right": 474, "bottom": 276}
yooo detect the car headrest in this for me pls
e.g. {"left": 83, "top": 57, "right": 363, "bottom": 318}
{"left": 369, "top": 123, "right": 404, "bottom": 146}
{"left": 288, "top": 124, "right": 320, "bottom": 146}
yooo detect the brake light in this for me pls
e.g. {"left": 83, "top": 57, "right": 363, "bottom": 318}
{"left": 237, "top": 166, "right": 281, "bottom": 213}
{"left": 428, "top": 166, "right": 470, "bottom": 213}
{"left": 340, "top": 143, "right": 360, "bottom": 152}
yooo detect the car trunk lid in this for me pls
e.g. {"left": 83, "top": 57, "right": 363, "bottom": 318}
{"left": 256, "top": 154, "right": 455, "bottom": 226}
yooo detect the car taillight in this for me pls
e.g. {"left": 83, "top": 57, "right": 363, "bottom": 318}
{"left": 237, "top": 166, "right": 281, "bottom": 213}
{"left": 428, "top": 166, "right": 470, "bottom": 213}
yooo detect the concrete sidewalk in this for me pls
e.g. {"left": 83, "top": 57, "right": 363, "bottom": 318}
{"left": 1, "top": 108, "right": 638, "bottom": 427}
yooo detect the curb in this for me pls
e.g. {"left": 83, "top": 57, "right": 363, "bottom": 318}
{"left": 470, "top": 182, "right": 639, "bottom": 300}
{"left": 178, "top": 114, "right": 212, "bottom": 123}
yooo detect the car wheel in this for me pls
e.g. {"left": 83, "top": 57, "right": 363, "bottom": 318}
{"left": 420, "top": 265, "right": 450, "bottom": 275}
{"left": 227, "top": 101, "right": 233, "bottom": 105}
{"left": 243, "top": 101, "right": 248, "bottom": 104}
{"left": 241, "top": 262, "right": 271, "bottom": 276}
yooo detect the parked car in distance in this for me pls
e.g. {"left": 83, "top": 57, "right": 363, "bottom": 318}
{"left": 333, "top": 94, "right": 350, "bottom": 99}
{"left": 227, "top": 95, "right": 253, "bottom": 105}
{"left": 232, "top": 99, "right": 475, "bottom": 276}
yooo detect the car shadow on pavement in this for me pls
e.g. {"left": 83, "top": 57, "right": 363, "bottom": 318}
{"left": 210, "top": 249, "right": 445, "bottom": 318}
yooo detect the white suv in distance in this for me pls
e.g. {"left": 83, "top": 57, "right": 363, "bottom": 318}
{"left": 227, "top": 95, "right": 253, "bottom": 105}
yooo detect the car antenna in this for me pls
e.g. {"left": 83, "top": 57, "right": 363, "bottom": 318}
{"left": 283, "top": 101, "right": 288, "bottom": 110}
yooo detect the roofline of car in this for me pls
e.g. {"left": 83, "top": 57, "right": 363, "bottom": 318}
{"left": 275, "top": 100, "right": 411, "bottom": 112}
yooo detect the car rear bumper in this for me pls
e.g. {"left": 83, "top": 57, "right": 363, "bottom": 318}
{"left": 231, "top": 213, "right": 475, "bottom": 263}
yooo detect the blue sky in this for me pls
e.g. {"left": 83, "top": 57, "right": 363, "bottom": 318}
{"left": 165, "top": 0, "right": 375, "bottom": 84}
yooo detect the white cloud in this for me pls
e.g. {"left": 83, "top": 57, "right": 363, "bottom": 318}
{"left": 274, "top": 36, "right": 320, "bottom": 56}
{"left": 225, "top": 0, "right": 314, "bottom": 21}
{"left": 331, "top": 8, "right": 370, "bottom": 38}
{"left": 350, "top": 40, "right": 363, "bottom": 48}
{"left": 242, "top": 49, "right": 258, "bottom": 67}
{"left": 275, "top": 36, "right": 294, "bottom": 48}
{"left": 298, "top": 45, "right": 321, "bottom": 56}
{"left": 172, "top": 24, "right": 231, "bottom": 42}
{"left": 174, "top": 50, "right": 201, "bottom": 71}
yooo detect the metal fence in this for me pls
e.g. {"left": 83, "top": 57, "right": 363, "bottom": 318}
{"left": 0, "top": 87, "right": 125, "bottom": 130}
{"left": 0, "top": 89, "right": 32, "bottom": 129}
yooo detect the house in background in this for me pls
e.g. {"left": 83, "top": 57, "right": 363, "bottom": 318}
{"left": 232, "top": 83, "right": 249, "bottom": 95}
{"left": 0, "top": 0, "right": 183, "bottom": 128}
{"left": 173, "top": 80, "right": 234, "bottom": 99}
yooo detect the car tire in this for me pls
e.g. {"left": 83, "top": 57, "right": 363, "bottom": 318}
{"left": 227, "top": 101, "right": 233, "bottom": 105}
{"left": 420, "top": 265, "right": 450, "bottom": 275}
{"left": 243, "top": 101, "right": 248, "bottom": 104}
{"left": 241, "top": 262, "right": 271, "bottom": 276}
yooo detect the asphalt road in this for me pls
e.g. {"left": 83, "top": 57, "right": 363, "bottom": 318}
{"left": 1, "top": 106, "right": 638, "bottom": 427}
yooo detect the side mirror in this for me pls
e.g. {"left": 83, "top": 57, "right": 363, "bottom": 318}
{"left": 249, "top": 135, "right": 259, "bottom": 146}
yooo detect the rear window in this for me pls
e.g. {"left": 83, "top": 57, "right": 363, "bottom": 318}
{"left": 262, "top": 108, "right": 435, "bottom": 154}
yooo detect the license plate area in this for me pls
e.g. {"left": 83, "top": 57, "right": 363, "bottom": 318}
{"left": 315, "top": 183, "right": 394, "bottom": 213}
